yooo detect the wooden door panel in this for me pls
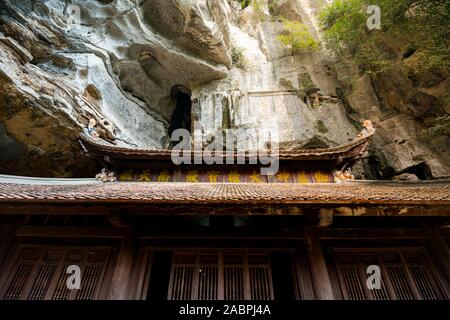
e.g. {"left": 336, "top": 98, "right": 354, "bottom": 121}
{"left": 0, "top": 246, "right": 112, "bottom": 300}
{"left": 168, "top": 252, "right": 274, "bottom": 300}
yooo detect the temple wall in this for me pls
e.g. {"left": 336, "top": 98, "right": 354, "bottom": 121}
{"left": 0, "top": 215, "right": 448, "bottom": 300}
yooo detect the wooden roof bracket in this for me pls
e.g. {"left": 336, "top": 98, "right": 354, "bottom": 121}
{"left": 319, "top": 208, "right": 334, "bottom": 227}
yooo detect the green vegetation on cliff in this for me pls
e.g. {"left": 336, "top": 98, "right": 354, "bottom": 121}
{"left": 277, "top": 19, "right": 319, "bottom": 54}
{"left": 231, "top": 47, "right": 250, "bottom": 70}
{"left": 319, "top": 0, "right": 450, "bottom": 75}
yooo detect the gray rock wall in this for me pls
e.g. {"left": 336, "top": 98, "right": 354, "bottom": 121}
{"left": 0, "top": 0, "right": 448, "bottom": 179}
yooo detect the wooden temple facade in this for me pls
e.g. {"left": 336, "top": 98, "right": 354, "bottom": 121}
{"left": 0, "top": 132, "right": 449, "bottom": 300}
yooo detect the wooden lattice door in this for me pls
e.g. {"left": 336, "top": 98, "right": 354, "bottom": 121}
{"left": 168, "top": 252, "right": 274, "bottom": 300}
{"left": 332, "top": 248, "right": 449, "bottom": 300}
{"left": 0, "top": 246, "right": 112, "bottom": 300}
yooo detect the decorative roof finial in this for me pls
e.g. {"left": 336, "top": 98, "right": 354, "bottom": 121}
{"left": 84, "top": 118, "right": 100, "bottom": 140}
{"left": 334, "top": 167, "right": 355, "bottom": 182}
{"left": 358, "top": 120, "right": 375, "bottom": 138}
{"left": 95, "top": 169, "right": 117, "bottom": 183}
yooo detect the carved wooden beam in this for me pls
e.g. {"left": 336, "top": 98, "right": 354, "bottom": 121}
{"left": 318, "top": 209, "right": 334, "bottom": 227}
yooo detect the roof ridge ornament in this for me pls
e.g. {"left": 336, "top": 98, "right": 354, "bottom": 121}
{"left": 84, "top": 118, "right": 100, "bottom": 140}
{"left": 358, "top": 120, "right": 376, "bottom": 138}
{"left": 334, "top": 167, "right": 355, "bottom": 182}
{"left": 95, "top": 169, "right": 117, "bottom": 183}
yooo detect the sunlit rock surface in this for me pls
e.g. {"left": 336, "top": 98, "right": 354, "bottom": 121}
{"left": 0, "top": 0, "right": 448, "bottom": 179}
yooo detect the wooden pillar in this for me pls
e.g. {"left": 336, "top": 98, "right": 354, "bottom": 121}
{"left": 108, "top": 228, "right": 136, "bottom": 299}
{"left": 422, "top": 223, "right": 450, "bottom": 284}
{"left": 304, "top": 228, "right": 334, "bottom": 300}
{"left": 0, "top": 224, "right": 16, "bottom": 271}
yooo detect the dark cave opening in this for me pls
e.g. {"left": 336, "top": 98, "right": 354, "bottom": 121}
{"left": 367, "top": 153, "right": 432, "bottom": 180}
{"left": 365, "top": 155, "right": 395, "bottom": 180}
{"left": 404, "top": 162, "right": 431, "bottom": 180}
{"left": 168, "top": 86, "right": 192, "bottom": 139}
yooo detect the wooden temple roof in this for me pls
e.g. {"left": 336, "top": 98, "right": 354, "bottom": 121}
{"left": 78, "top": 132, "right": 374, "bottom": 162}
{"left": 0, "top": 179, "right": 448, "bottom": 206}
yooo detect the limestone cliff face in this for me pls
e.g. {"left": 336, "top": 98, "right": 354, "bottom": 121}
{"left": 0, "top": 0, "right": 448, "bottom": 179}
